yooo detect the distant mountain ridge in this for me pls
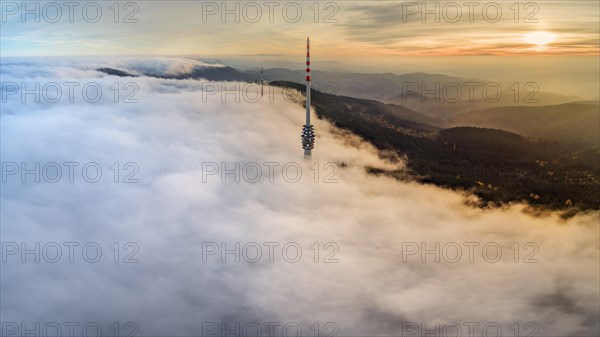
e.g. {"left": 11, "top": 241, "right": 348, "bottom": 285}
{"left": 97, "top": 65, "right": 256, "bottom": 82}
{"left": 245, "top": 68, "right": 582, "bottom": 115}
{"left": 449, "top": 103, "right": 600, "bottom": 148}
{"left": 247, "top": 68, "right": 483, "bottom": 103}
{"left": 99, "top": 64, "right": 583, "bottom": 117}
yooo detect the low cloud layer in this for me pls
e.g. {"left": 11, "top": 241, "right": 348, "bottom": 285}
{"left": 1, "top": 57, "right": 598, "bottom": 336}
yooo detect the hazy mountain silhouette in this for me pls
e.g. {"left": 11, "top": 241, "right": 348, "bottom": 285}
{"left": 449, "top": 102, "right": 600, "bottom": 147}
{"left": 390, "top": 91, "right": 585, "bottom": 118}
{"left": 99, "top": 65, "right": 583, "bottom": 119}
{"left": 246, "top": 68, "right": 581, "bottom": 114}
{"left": 97, "top": 65, "right": 256, "bottom": 82}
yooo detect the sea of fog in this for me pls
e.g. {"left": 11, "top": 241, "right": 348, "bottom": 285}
{"left": 1, "top": 57, "right": 598, "bottom": 336}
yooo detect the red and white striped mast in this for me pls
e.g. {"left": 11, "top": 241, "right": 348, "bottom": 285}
{"left": 305, "top": 37, "right": 311, "bottom": 125}
{"left": 301, "top": 36, "right": 315, "bottom": 158}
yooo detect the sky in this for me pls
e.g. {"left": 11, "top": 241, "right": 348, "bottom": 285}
{"left": 1, "top": 57, "right": 599, "bottom": 336}
{"left": 1, "top": 1, "right": 598, "bottom": 57}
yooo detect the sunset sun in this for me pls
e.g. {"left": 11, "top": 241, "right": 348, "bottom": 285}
{"left": 523, "top": 31, "right": 557, "bottom": 46}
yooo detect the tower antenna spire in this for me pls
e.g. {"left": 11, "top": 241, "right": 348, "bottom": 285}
{"left": 260, "top": 66, "right": 264, "bottom": 97}
{"left": 301, "top": 36, "right": 315, "bottom": 158}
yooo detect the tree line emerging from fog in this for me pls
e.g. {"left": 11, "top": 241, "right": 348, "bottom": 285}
{"left": 271, "top": 81, "right": 600, "bottom": 217}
